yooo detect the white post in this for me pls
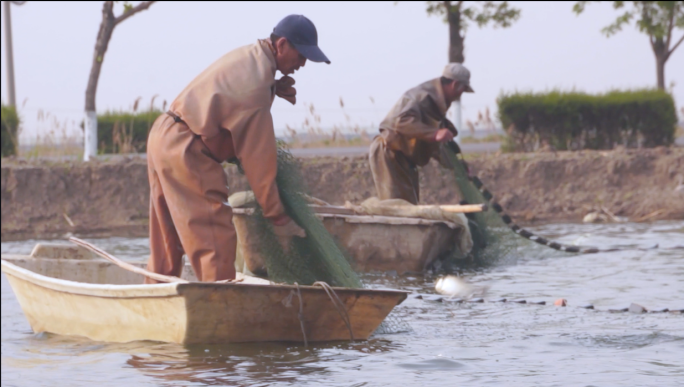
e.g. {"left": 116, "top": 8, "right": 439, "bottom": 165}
{"left": 3, "top": 1, "right": 17, "bottom": 108}
{"left": 452, "top": 99, "right": 462, "bottom": 145}
{"left": 84, "top": 110, "right": 97, "bottom": 161}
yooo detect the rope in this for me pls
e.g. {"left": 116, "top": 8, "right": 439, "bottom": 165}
{"left": 69, "top": 237, "right": 189, "bottom": 283}
{"left": 313, "top": 281, "right": 355, "bottom": 341}
{"left": 422, "top": 293, "right": 683, "bottom": 314}
{"left": 294, "top": 282, "right": 308, "bottom": 347}
{"left": 444, "top": 141, "right": 658, "bottom": 255}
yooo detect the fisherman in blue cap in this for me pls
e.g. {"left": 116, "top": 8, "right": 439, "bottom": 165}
{"left": 145, "top": 15, "right": 329, "bottom": 283}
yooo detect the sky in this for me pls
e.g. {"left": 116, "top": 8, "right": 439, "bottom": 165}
{"left": 1, "top": 1, "right": 683, "bottom": 144}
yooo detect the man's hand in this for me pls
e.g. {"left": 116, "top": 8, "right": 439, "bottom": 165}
{"left": 275, "top": 75, "right": 297, "bottom": 105}
{"left": 271, "top": 214, "right": 307, "bottom": 253}
{"left": 441, "top": 119, "right": 459, "bottom": 137}
{"left": 434, "top": 128, "right": 455, "bottom": 143}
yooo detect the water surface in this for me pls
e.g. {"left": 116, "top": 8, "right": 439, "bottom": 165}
{"left": 2, "top": 222, "right": 683, "bottom": 386}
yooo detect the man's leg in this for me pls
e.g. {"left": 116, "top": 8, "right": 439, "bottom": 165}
{"left": 146, "top": 181, "right": 185, "bottom": 283}
{"left": 369, "top": 136, "right": 420, "bottom": 204}
{"left": 146, "top": 116, "right": 185, "bottom": 284}
{"left": 153, "top": 122, "right": 237, "bottom": 282}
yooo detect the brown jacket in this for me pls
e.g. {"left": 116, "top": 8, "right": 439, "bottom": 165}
{"left": 169, "top": 39, "right": 284, "bottom": 218}
{"left": 378, "top": 78, "right": 449, "bottom": 167}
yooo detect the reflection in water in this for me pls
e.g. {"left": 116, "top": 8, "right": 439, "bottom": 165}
{"left": 125, "top": 340, "right": 402, "bottom": 386}
{"left": 2, "top": 221, "right": 684, "bottom": 386}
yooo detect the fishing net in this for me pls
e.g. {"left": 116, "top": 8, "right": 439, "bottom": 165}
{"left": 440, "top": 143, "right": 556, "bottom": 265}
{"left": 234, "top": 142, "right": 410, "bottom": 335}
{"left": 372, "top": 313, "right": 413, "bottom": 335}
{"left": 235, "top": 142, "right": 362, "bottom": 288}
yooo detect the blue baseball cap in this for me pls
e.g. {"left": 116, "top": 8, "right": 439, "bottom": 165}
{"left": 273, "top": 15, "right": 330, "bottom": 64}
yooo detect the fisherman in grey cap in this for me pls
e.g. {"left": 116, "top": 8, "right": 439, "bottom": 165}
{"left": 369, "top": 63, "right": 474, "bottom": 204}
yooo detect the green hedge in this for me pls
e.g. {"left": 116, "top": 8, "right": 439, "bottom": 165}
{"left": 95, "top": 110, "right": 162, "bottom": 154}
{"left": 498, "top": 89, "right": 677, "bottom": 151}
{"left": 1, "top": 104, "right": 20, "bottom": 157}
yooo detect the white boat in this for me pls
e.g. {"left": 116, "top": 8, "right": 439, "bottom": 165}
{"left": 233, "top": 204, "right": 473, "bottom": 275}
{"left": 1, "top": 243, "right": 408, "bottom": 345}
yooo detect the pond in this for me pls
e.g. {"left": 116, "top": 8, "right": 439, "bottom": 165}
{"left": 2, "top": 221, "right": 682, "bottom": 386}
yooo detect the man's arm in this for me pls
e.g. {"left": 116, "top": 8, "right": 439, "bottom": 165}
{"left": 433, "top": 117, "right": 458, "bottom": 143}
{"left": 393, "top": 102, "right": 452, "bottom": 143}
{"left": 221, "top": 96, "right": 306, "bottom": 244}
{"left": 200, "top": 129, "right": 235, "bottom": 162}
{"left": 221, "top": 99, "right": 285, "bottom": 220}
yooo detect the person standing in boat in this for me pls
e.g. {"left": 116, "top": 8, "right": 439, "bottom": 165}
{"left": 145, "top": 15, "right": 330, "bottom": 283}
{"left": 369, "top": 63, "right": 474, "bottom": 204}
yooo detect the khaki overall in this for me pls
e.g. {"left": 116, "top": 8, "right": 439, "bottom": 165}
{"left": 370, "top": 79, "right": 452, "bottom": 204}
{"left": 145, "top": 40, "right": 285, "bottom": 283}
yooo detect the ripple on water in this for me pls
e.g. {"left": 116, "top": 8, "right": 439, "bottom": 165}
{"left": 2, "top": 221, "right": 684, "bottom": 386}
{"left": 573, "top": 332, "right": 684, "bottom": 350}
{"left": 397, "top": 357, "right": 465, "bottom": 371}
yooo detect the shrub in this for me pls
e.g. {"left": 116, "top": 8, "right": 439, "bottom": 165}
{"left": 96, "top": 109, "right": 162, "bottom": 154}
{"left": 498, "top": 89, "right": 677, "bottom": 151}
{"left": 1, "top": 104, "right": 20, "bottom": 157}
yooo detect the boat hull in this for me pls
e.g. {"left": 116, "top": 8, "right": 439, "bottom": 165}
{"left": 233, "top": 210, "right": 464, "bottom": 275}
{"left": 2, "top": 257, "right": 407, "bottom": 345}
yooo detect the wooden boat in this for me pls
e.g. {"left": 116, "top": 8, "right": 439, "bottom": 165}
{"left": 233, "top": 204, "right": 472, "bottom": 275}
{"left": 1, "top": 243, "right": 408, "bottom": 345}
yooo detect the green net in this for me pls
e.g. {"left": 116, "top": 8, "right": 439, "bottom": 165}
{"left": 441, "top": 143, "right": 557, "bottom": 265}
{"left": 237, "top": 143, "right": 363, "bottom": 288}
{"left": 235, "top": 143, "right": 413, "bottom": 336}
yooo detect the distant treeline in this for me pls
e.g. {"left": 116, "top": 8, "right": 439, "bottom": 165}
{"left": 498, "top": 89, "right": 677, "bottom": 152}
{"left": 4, "top": 89, "right": 678, "bottom": 159}
{"left": 1, "top": 105, "right": 20, "bottom": 157}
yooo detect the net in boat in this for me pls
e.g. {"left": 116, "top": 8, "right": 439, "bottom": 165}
{"left": 235, "top": 143, "right": 409, "bottom": 335}
{"left": 234, "top": 142, "right": 362, "bottom": 288}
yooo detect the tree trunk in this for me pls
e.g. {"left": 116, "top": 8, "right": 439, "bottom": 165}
{"left": 85, "top": 1, "right": 116, "bottom": 112}
{"left": 84, "top": 2, "right": 116, "bottom": 160}
{"left": 446, "top": 1, "right": 464, "bottom": 63}
{"left": 444, "top": 2, "right": 464, "bottom": 145}
{"left": 656, "top": 55, "right": 666, "bottom": 90}
{"left": 651, "top": 36, "right": 667, "bottom": 90}
{"left": 82, "top": 1, "right": 155, "bottom": 161}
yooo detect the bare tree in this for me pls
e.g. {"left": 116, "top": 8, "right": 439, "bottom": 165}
{"left": 425, "top": 1, "right": 521, "bottom": 63}
{"left": 84, "top": 1, "right": 155, "bottom": 160}
{"left": 574, "top": 1, "right": 684, "bottom": 90}
{"left": 418, "top": 1, "right": 520, "bottom": 139}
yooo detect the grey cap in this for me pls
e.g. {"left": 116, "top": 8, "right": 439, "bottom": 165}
{"left": 443, "top": 63, "right": 474, "bottom": 93}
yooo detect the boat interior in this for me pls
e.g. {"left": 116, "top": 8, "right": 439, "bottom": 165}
{"left": 1, "top": 242, "right": 269, "bottom": 286}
